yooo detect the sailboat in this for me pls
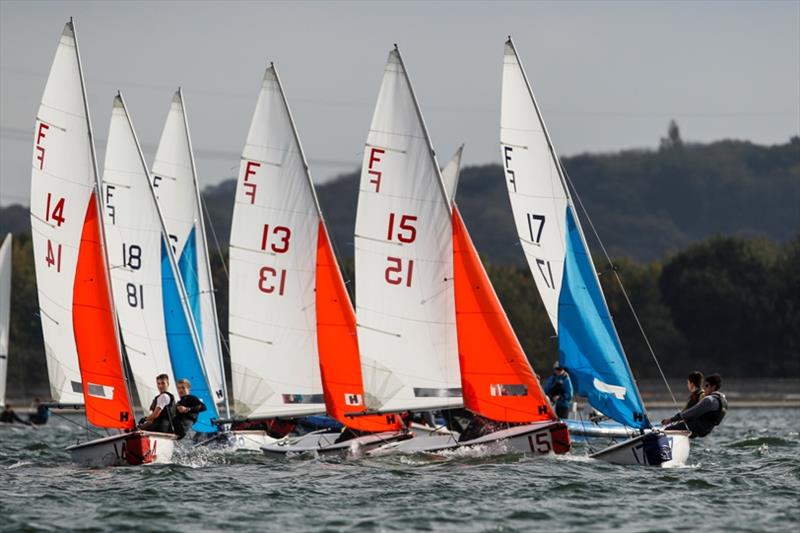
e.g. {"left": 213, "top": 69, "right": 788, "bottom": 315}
{"left": 227, "top": 64, "right": 331, "bottom": 451}
{"left": 371, "top": 146, "right": 571, "bottom": 456}
{"left": 0, "top": 234, "right": 10, "bottom": 409}
{"left": 150, "top": 89, "right": 230, "bottom": 434}
{"left": 31, "top": 20, "right": 175, "bottom": 466}
{"left": 499, "top": 37, "right": 689, "bottom": 466}
{"left": 349, "top": 46, "right": 463, "bottom": 430}
{"left": 100, "top": 90, "right": 219, "bottom": 434}
{"left": 255, "top": 64, "right": 408, "bottom": 457}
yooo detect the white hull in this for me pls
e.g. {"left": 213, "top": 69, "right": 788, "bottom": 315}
{"left": 369, "top": 421, "right": 570, "bottom": 457}
{"left": 66, "top": 431, "right": 176, "bottom": 467}
{"left": 195, "top": 430, "right": 279, "bottom": 452}
{"left": 590, "top": 430, "right": 690, "bottom": 467}
{"left": 262, "top": 431, "right": 407, "bottom": 457}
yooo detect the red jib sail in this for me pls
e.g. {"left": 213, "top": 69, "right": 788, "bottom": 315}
{"left": 315, "top": 222, "right": 403, "bottom": 432}
{"left": 72, "top": 193, "right": 134, "bottom": 429}
{"left": 452, "top": 207, "right": 555, "bottom": 423}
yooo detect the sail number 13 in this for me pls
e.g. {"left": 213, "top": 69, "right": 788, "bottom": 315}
{"left": 258, "top": 223, "right": 291, "bottom": 295}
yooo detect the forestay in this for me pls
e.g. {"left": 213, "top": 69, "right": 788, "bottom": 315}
{"left": 354, "top": 47, "right": 462, "bottom": 413}
{"left": 101, "top": 94, "right": 216, "bottom": 432}
{"left": 0, "top": 234, "right": 12, "bottom": 407}
{"left": 228, "top": 65, "right": 325, "bottom": 418}
{"left": 500, "top": 38, "right": 649, "bottom": 429}
{"left": 151, "top": 90, "right": 227, "bottom": 416}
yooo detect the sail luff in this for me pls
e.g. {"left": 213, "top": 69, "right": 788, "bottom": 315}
{"left": 176, "top": 88, "right": 230, "bottom": 419}
{"left": 117, "top": 93, "right": 217, "bottom": 424}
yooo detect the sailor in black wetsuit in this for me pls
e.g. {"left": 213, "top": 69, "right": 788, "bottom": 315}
{"left": 138, "top": 373, "right": 176, "bottom": 433}
{"left": 174, "top": 378, "right": 207, "bottom": 439}
{"left": 662, "top": 373, "right": 727, "bottom": 438}
{"left": 1, "top": 404, "right": 30, "bottom": 425}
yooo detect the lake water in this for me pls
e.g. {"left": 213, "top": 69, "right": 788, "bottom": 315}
{"left": 1, "top": 407, "right": 798, "bottom": 532}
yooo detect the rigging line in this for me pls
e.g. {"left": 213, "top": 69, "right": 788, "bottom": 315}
{"left": 50, "top": 410, "right": 106, "bottom": 439}
{"left": 197, "top": 192, "right": 234, "bottom": 390}
{"left": 199, "top": 193, "right": 229, "bottom": 282}
{"left": 559, "top": 164, "right": 679, "bottom": 410}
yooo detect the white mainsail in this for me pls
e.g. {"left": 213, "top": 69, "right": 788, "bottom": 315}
{"left": 228, "top": 65, "right": 326, "bottom": 418}
{"left": 0, "top": 234, "right": 11, "bottom": 407}
{"left": 29, "top": 22, "right": 97, "bottom": 403}
{"left": 500, "top": 39, "right": 570, "bottom": 331}
{"left": 151, "top": 89, "right": 228, "bottom": 415}
{"left": 100, "top": 95, "right": 178, "bottom": 410}
{"left": 354, "top": 47, "right": 462, "bottom": 413}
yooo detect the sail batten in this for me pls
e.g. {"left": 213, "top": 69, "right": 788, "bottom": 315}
{"left": 354, "top": 47, "right": 462, "bottom": 413}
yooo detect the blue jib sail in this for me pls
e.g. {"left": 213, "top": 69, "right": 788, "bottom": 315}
{"left": 557, "top": 206, "right": 650, "bottom": 429}
{"left": 178, "top": 227, "right": 203, "bottom": 343}
{"left": 161, "top": 237, "right": 218, "bottom": 433}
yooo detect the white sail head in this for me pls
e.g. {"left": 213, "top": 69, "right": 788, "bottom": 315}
{"left": 228, "top": 65, "right": 325, "bottom": 418}
{"left": 500, "top": 38, "right": 569, "bottom": 331}
{"left": 0, "top": 234, "right": 11, "bottom": 406}
{"left": 29, "top": 21, "right": 95, "bottom": 403}
{"left": 441, "top": 144, "right": 464, "bottom": 205}
{"left": 151, "top": 89, "right": 227, "bottom": 413}
{"left": 101, "top": 94, "right": 177, "bottom": 410}
{"left": 354, "top": 48, "right": 462, "bottom": 413}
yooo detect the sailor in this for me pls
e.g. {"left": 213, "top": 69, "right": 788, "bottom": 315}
{"left": 0, "top": 403, "right": 30, "bottom": 425}
{"left": 661, "top": 373, "right": 727, "bottom": 438}
{"left": 138, "top": 373, "right": 176, "bottom": 433}
{"left": 544, "top": 362, "right": 574, "bottom": 419}
{"left": 173, "top": 378, "right": 207, "bottom": 439}
{"left": 684, "top": 371, "right": 705, "bottom": 410}
{"left": 28, "top": 397, "right": 50, "bottom": 425}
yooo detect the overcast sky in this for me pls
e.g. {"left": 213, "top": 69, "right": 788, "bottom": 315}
{"left": 1, "top": 0, "right": 798, "bottom": 206}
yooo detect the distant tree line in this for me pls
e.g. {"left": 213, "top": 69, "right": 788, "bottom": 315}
{"left": 5, "top": 231, "right": 798, "bottom": 399}
{"left": 3, "top": 128, "right": 798, "bottom": 397}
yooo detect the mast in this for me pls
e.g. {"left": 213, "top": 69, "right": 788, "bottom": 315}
{"left": 72, "top": 19, "right": 135, "bottom": 412}
{"left": 116, "top": 92, "right": 214, "bottom": 407}
{"left": 178, "top": 88, "right": 230, "bottom": 418}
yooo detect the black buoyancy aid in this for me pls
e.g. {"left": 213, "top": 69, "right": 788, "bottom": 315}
{"left": 177, "top": 395, "right": 204, "bottom": 423}
{"left": 150, "top": 391, "right": 176, "bottom": 431}
{"left": 689, "top": 391, "right": 727, "bottom": 437}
